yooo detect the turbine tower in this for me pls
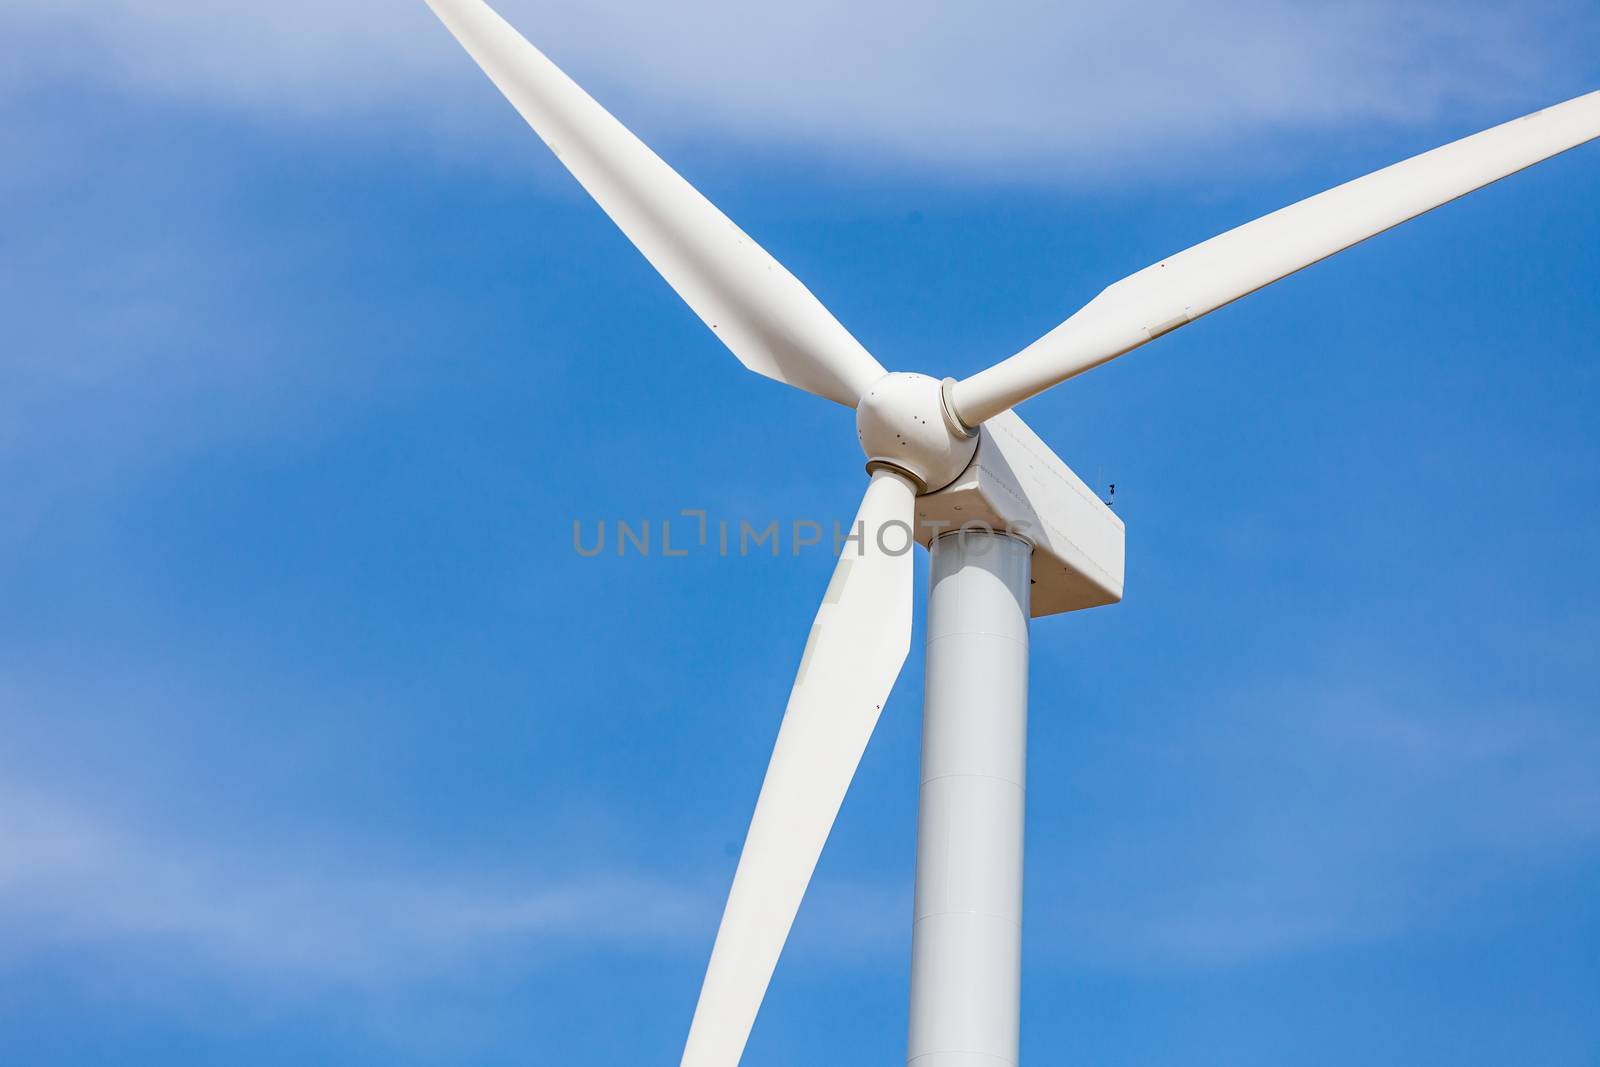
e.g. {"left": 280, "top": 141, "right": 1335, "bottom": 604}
{"left": 421, "top": 3, "right": 1600, "bottom": 1062}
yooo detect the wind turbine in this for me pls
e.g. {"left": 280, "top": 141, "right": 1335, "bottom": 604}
{"left": 422, "top": 2, "right": 1600, "bottom": 1063}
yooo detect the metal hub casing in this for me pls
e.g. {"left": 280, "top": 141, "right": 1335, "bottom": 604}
{"left": 855, "top": 372, "right": 978, "bottom": 493}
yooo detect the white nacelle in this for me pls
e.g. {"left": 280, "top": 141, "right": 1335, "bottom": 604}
{"left": 913, "top": 410, "right": 1125, "bottom": 618}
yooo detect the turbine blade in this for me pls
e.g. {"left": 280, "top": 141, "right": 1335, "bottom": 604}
{"left": 424, "top": 0, "right": 886, "bottom": 407}
{"left": 952, "top": 90, "right": 1600, "bottom": 426}
{"left": 681, "top": 469, "right": 917, "bottom": 1067}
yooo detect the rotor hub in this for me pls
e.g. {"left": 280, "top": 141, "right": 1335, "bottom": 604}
{"left": 855, "top": 372, "right": 979, "bottom": 494}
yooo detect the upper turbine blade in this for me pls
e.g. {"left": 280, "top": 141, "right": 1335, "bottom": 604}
{"left": 952, "top": 90, "right": 1600, "bottom": 427}
{"left": 681, "top": 469, "right": 917, "bottom": 1067}
{"left": 424, "top": 0, "right": 886, "bottom": 407}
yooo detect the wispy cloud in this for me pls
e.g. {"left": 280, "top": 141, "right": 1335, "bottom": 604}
{"left": 0, "top": 780, "right": 706, "bottom": 988}
{"left": 0, "top": 649, "right": 1595, "bottom": 1022}
{"left": 2, "top": 0, "right": 1591, "bottom": 178}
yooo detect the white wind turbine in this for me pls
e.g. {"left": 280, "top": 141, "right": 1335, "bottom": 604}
{"left": 422, "top": 3, "right": 1600, "bottom": 1063}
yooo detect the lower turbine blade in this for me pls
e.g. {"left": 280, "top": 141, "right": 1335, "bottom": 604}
{"left": 681, "top": 469, "right": 918, "bottom": 1067}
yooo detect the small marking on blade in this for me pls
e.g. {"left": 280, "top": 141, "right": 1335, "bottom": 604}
{"left": 795, "top": 623, "right": 822, "bottom": 686}
{"left": 822, "top": 559, "right": 854, "bottom": 605}
{"left": 1145, "top": 311, "right": 1193, "bottom": 340}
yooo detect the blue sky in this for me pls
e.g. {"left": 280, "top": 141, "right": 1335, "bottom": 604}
{"left": 2, "top": 2, "right": 1598, "bottom": 1064}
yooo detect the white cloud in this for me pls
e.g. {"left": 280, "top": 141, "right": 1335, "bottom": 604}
{"left": 0, "top": 782, "right": 706, "bottom": 987}
{"left": 0, "top": 777, "right": 916, "bottom": 1027}
{"left": 0, "top": 789, "right": 705, "bottom": 1058}
{"left": 2, "top": 0, "right": 1589, "bottom": 178}
{"left": 1, "top": 659, "right": 1596, "bottom": 1012}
